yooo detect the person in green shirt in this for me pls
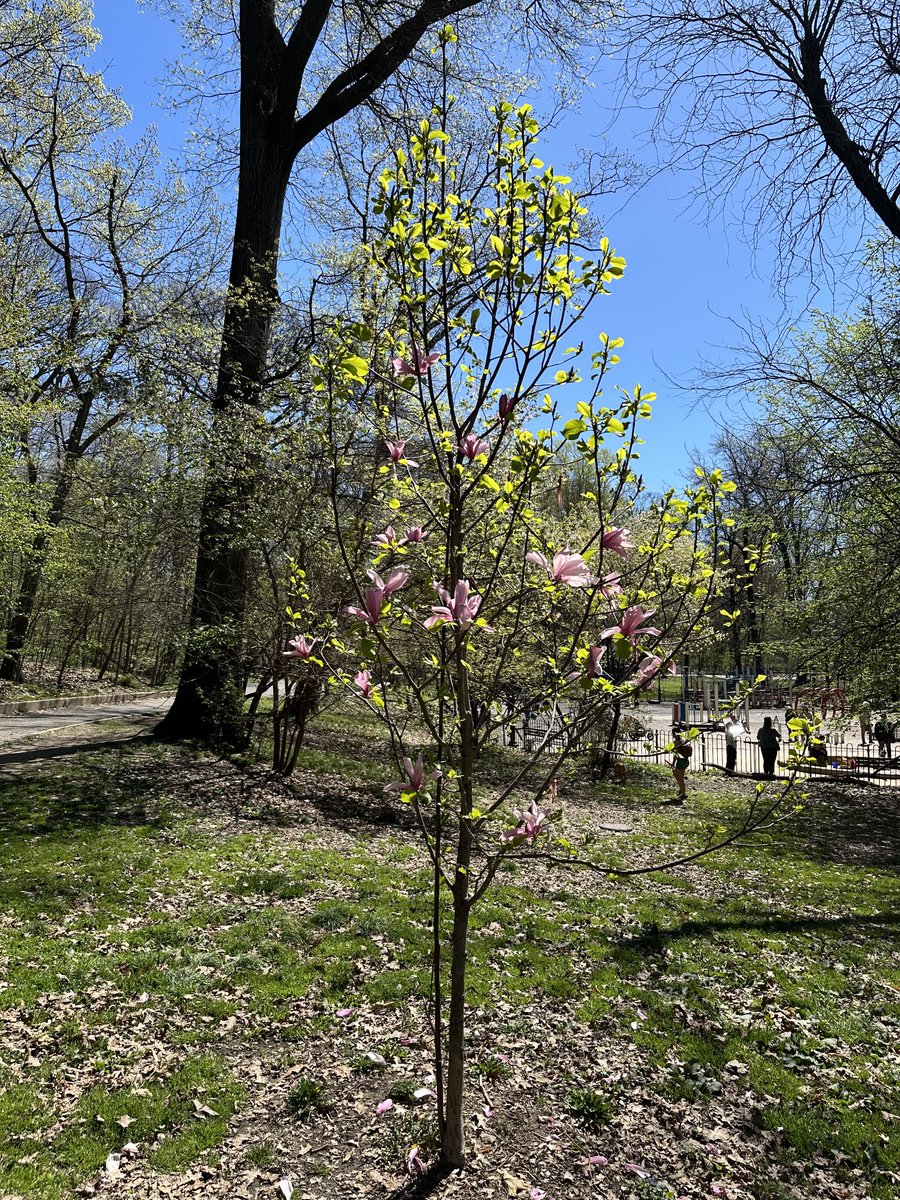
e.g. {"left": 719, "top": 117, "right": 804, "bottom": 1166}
{"left": 671, "top": 731, "right": 692, "bottom": 802}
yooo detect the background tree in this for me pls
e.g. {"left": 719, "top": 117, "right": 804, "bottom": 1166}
{"left": 696, "top": 248, "right": 900, "bottom": 700}
{"left": 0, "top": 7, "right": 218, "bottom": 681}
{"left": 614, "top": 0, "right": 900, "bottom": 279}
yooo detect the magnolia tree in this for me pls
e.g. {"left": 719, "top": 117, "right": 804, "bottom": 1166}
{"left": 297, "top": 77, "right": 792, "bottom": 1170}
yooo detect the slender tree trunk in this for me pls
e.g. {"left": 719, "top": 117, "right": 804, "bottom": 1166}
{"left": 0, "top": 551, "right": 45, "bottom": 682}
{"left": 442, "top": 622, "right": 474, "bottom": 1167}
{"left": 743, "top": 573, "right": 764, "bottom": 677}
{"left": 0, "top": 468, "right": 74, "bottom": 682}
{"left": 597, "top": 696, "right": 621, "bottom": 779}
{"left": 97, "top": 613, "right": 127, "bottom": 680}
{"left": 727, "top": 577, "right": 742, "bottom": 678}
{"left": 442, "top": 869, "right": 471, "bottom": 1167}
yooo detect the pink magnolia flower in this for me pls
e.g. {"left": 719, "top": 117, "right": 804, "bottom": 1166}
{"left": 459, "top": 433, "right": 489, "bottom": 460}
{"left": 601, "top": 604, "right": 661, "bottom": 646}
{"left": 284, "top": 635, "right": 314, "bottom": 660}
{"left": 580, "top": 1154, "right": 608, "bottom": 1167}
{"left": 345, "top": 589, "right": 383, "bottom": 625}
{"left": 600, "top": 572, "right": 622, "bottom": 598}
{"left": 345, "top": 568, "right": 409, "bottom": 625}
{"left": 501, "top": 796, "right": 550, "bottom": 844}
{"left": 601, "top": 527, "right": 634, "bottom": 559}
{"left": 633, "top": 655, "right": 662, "bottom": 690}
{"left": 407, "top": 1145, "right": 428, "bottom": 1176}
{"left": 375, "top": 1098, "right": 393, "bottom": 1116}
{"left": 586, "top": 645, "right": 606, "bottom": 679}
{"left": 385, "top": 439, "right": 418, "bottom": 467}
{"left": 402, "top": 526, "right": 429, "bottom": 544}
{"left": 529, "top": 1191, "right": 546, "bottom": 1200}
{"left": 377, "top": 567, "right": 409, "bottom": 594}
{"left": 527, "top": 549, "right": 598, "bottom": 589}
{"left": 355, "top": 670, "right": 375, "bottom": 698}
{"left": 372, "top": 525, "right": 400, "bottom": 550}
{"left": 384, "top": 752, "right": 442, "bottom": 795}
{"left": 668, "top": 659, "right": 678, "bottom": 676}
{"left": 623, "top": 1163, "right": 650, "bottom": 1179}
{"left": 424, "top": 579, "right": 484, "bottom": 631}
{"left": 392, "top": 343, "right": 440, "bottom": 377}
{"left": 498, "top": 392, "right": 517, "bottom": 419}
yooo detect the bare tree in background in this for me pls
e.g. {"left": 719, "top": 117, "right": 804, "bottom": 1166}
{"left": 614, "top": 0, "right": 900, "bottom": 278}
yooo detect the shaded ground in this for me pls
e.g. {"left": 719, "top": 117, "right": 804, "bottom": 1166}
{"left": 0, "top": 715, "right": 897, "bottom": 1200}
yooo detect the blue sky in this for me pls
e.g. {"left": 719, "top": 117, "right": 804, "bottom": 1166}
{"left": 90, "top": 0, "right": 848, "bottom": 490}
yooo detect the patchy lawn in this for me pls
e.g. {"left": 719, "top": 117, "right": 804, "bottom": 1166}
{"left": 0, "top": 713, "right": 897, "bottom": 1200}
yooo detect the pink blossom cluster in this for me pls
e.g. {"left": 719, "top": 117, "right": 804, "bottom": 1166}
{"left": 384, "top": 752, "right": 441, "bottom": 795}
{"left": 501, "top": 796, "right": 550, "bottom": 844}
{"left": 345, "top": 567, "right": 409, "bottom": 625}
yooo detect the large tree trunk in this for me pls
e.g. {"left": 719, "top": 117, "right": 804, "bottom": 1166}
{"left": 156, "top": 0, "right": 485, "bottom": 745}
{"left": 155, "top": 16, "right": 292, "bottom": 744}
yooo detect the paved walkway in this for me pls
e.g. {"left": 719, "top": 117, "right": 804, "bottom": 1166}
{"left": 0, "top": 695, "right": 172, "bottom": 748}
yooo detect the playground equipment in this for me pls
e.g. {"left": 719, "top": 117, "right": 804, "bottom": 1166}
{"left": 671, "top": 672, "right": 750, "bottom": 729}
{"left": 792, "top": 684, "right": 845, "bottom": 718}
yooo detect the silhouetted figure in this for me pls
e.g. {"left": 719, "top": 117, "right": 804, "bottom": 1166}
{"left": 757, "top": 716, "right": 781, "bottom": 779}
{"left": 874, "top": 715, "right": 892, "bottom": 758}
{"left": 725, "top": 713, "right": 744, "bottom": 775}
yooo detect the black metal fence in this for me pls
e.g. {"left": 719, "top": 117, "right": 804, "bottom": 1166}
{"left": 498, "top": 709, "right": 582, "bottom": 754}
{"left": 495, "top": 714, "right": 900, "bottom": 785}
{"left": 692, "top": 732, "right": 900, "bottom": 784}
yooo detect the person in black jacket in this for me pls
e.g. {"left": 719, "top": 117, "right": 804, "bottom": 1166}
{"left": 757, "top": 716, "right": 781, "bottom": 779}
{"left": 874, "top": 715, "right": 892, "bottom": 758}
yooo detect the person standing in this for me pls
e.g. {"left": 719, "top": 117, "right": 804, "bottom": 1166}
{"left": 671, "top": 731, "right": 692, "bottom": 801}
{"left": 874, "top": 715, "right": 891, "bottom": 757}
{"left": 725, "top": 714, "right": 743, "bottom": 775}
{"left": 757, "top": 716, "right": 781, "bottom": 779}
{"left": 858, "top": 702, "right": 872, "bottom": 745}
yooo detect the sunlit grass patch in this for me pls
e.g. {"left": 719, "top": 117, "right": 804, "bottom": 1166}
{"left": 0, "top": 1056, "right": 242, "bottom": 1200}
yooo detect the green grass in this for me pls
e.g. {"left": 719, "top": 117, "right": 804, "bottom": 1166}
{"left": 0, "top": 1056, "right": 242, "bottom": 1199}
{"left": 286, "top": 1077, "right": 331, "bottom": 1119}
{"left": 0, "top": 716, "right": 897, "bottom": 1196}
{"left": 567, "top": 1086, "right": 616, "bottom": 1129}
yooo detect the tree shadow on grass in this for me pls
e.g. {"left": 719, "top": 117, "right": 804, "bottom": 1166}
{"left": 289, "top": 775, "right": 419, "bottom": 833}
{"left": 616, "top": 910, "right": 900, "bottom": 960}
{"left": 694, "top": 783, "right": 900, "bottom": 869}
{"left": 0, "top": 731, "right": 154, "bottom": 770}
{"left": 386, "top": 1164, "right": 454, "bottom": 1199}
{"left": 0, "top": 738, "right": 171, "bottom": 835}
{"left": 0, "top": 736, "right": 419, "bottom": 840}
{"left": 779, "top": 783, "right": 900, "bottom": 867}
